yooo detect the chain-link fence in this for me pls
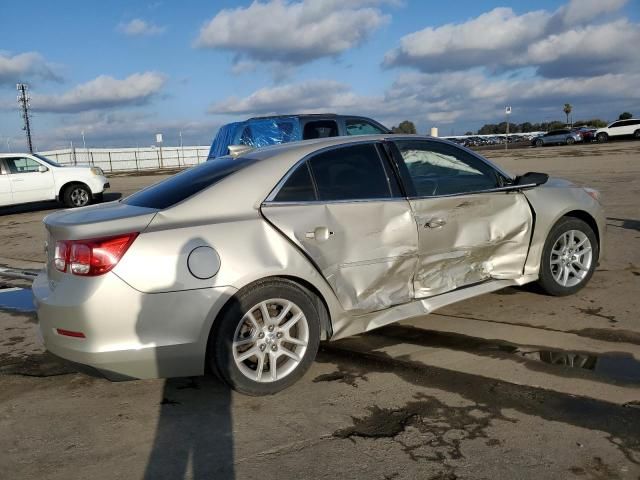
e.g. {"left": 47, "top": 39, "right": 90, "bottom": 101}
{"left": 38, "top": 146, "right": 210, "bottom": 173}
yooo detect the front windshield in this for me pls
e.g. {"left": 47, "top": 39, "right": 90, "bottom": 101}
{"left": 33, "top": 154, "right": 62, "bottom": 167}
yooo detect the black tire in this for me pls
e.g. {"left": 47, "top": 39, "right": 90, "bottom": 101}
{"left": 596, "top": 132, "right": 608, "bottom": 143}
{"left": 566, "top": 137, "right": 575, "bottom": 145}
{"left": 62, "top": 183, "right": 91, "bottom": 208}
{"left": 209, "top": 278, "right": 321, "bottom": 396}
{"left": 534, "top": 139, "right": 543, "bottom": 147}
{"left": 537, "top": 217, "right": 599, "bottom": 297}
{"left": 634, "top": 130, "right": 640, "bottom": 139}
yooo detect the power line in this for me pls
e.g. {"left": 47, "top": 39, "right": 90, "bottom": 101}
{"left": 16, "top": 83, "right": 34, "bottom": 153}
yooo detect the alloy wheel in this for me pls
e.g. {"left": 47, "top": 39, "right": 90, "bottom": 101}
{"left": 70, "top": 187, "right": 89, "bottom": 207}
{"left": 549, "top": 229, "right": 593, "bottom": 287}
{"left": 232, "top": 298, "right": 309, "bottom": 383}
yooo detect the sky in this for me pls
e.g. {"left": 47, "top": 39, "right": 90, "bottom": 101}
{"left": 1, "top": 0, "right": 639, "bottom": 151}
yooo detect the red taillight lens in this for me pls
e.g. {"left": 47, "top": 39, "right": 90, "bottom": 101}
{"left": 53, "top": 233, "right": 138, "bottom": 276}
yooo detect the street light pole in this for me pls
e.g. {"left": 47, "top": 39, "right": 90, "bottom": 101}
{"left": 505, "top": 106, "right": 512, "bottom": 151}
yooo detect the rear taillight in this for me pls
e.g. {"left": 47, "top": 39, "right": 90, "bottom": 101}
{"left": 54, "top": 233, "right": 138, "bottom": 276}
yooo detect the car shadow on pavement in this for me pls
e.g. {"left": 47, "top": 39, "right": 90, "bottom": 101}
{"left": 137, "top": 238, "right": 235, "bottom": 479}
{"left": 143, "top": 377, "right": 234, "bottom": 480}
{"left": 0, "top": 192, "right": 123, "bottom": 216}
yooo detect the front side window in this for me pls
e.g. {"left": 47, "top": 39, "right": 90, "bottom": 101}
{"left": 309, "top": 143, "right": 392, "bottom": 201}
{"left": 5, "top": 157, "right": 42, "bottom": 174}
{"left": 345, "top": 119, "right": 386, "bottom": 136}
{"left": 609, "top": 121, "right": 622, "bottom": 128}
{"left": 394, "top": 140, "right": 499, "bottom": 197}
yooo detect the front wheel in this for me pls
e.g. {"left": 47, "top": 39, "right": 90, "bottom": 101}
{"left": 634, "top": 130, "right": 640, "bottom": 139}
{"left": 537, "top": 217, "right": 598, "bottom": 296}
{"left": 209, "top": 279, "right": 321, "bottom": 395}
{"left": 566, "top": 137, "right": 575, "bottom": 145}
{"left": 62, "top": 184, "right": 91, "bottom": 208}
{"left": 534, "top": 139, "right": 543, "bottom": 147}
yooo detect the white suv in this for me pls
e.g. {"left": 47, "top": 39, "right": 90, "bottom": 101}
{"left": 0, "top": 153, "right": 109, "bottom": 208}
{"left": 594, "top": 119, "right": 640, "bottom": 142}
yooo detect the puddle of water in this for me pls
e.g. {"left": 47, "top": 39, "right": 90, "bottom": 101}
{"left": 0, "top": 288, "right": 35, "bottom": 312}
{"left": 373, "top": 326, "right": 640, "bottom": 385}
{"left": 517, "top": 350, "right": 640, "bottom": 384}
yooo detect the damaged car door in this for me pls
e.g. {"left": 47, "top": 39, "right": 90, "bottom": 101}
{"left": 390, "top": 139, "right": 533, "bottom": 298}
{"left": 262, "top": 142, "right": 419, "bottom": 313}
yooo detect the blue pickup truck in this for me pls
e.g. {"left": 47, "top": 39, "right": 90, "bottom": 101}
{"left": 208, "top": 114, "right": 390, "bottom": 159}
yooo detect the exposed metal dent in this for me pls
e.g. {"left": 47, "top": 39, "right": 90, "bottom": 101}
{"left": 410, "top": 192, "right": 532, "bottom": 298}
{"left": 330, "top": 275, "right": 538, "bottom": 340}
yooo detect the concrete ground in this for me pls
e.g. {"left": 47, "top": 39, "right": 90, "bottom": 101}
{"left": 0, "top": 141, "right": 639, "bottom": 479}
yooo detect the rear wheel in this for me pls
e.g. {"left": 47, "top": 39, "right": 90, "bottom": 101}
{"left": 537, "top": 217, "right": 598, "bottom": 296}
{"left": 597, "top": 132, "right": 608, "bottom": 143}
{"left": 634, "top": 130, "right": 640, "bottom": 139}
{"left": 209, "top": 279, "right": 321, "bottom": 395}
{"left": 62, "top": 184, "right": 91, "bottom": 208}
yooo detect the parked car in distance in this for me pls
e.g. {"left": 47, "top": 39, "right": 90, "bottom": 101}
{"left": 571, "top": 126, "right": 597, "bottom": 143}
{"left": 531, "top": 129, "right": 582, "bottom": 147}
{"left": 0, "top": 153, "right": 109, "bottom": 208}
{"left": 34, "top": 135, "right": 604, "bottom": 395}
{"left": 594, "top": 119, "right": 640, "bottom": 142}
{"left": 207, "top": 113, "right": 390, "bottom": 159}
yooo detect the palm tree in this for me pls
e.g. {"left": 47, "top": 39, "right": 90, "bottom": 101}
{"left": 563, "top": 103, "right": 572, "bottom": 126}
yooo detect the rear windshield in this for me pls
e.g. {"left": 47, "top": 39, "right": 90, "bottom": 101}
{"left": 124, "top": 156, "right": 257, "bottom": 209}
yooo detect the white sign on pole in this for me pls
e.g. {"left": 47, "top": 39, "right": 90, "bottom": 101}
{"left": 156, "top": 133, "right": 163, "bottom": 143}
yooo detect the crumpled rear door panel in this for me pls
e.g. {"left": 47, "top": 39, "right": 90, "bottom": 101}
{"left": 262, "top": 200, "right": 418, "bottom": 313}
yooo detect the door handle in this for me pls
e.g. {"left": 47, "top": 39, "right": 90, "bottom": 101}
{"left": 305, "top": 226, "right": 334, "bottom": 242}
{"left": 424, "top": 218, "right": 446, "bottom": 229}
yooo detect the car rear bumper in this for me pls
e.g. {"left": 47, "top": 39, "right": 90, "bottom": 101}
{"left": 33, "top": 270, "right": 237, "bottom": 380}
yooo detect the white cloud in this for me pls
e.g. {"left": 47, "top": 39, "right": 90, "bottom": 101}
{"left": 118, "top": 19, "right": 166, "bottom": 36}
{"left": 0, "top": 52, "right": 61, "bottom": 86}
{"left": 32, "top": 72, "right": 166, "bottom": 113}
{"left": 207, "top": 70, "right": 640, "bottom": 131}
{"left": 194, "top": 0, "right": 390, "bottom": 66}
{"left": 383, "top": 1, "right": 636, "bottom": 77}
{"left": 561, "top": 0, "right": 628, "bottom": 25}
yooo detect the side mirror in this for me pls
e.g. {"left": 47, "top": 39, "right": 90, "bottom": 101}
{"left": 515, "top": 171, "right": 548, "bottom": 186}
{"left": 38, "top": 165, "right": 49, "bottom": 173}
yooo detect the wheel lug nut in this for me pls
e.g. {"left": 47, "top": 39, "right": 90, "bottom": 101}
{"left": 260, "top": 344, "right": 266, "bottom": 351}
{"left": 276, "top": 332, "right": 282, "bottom": 338}
{"left": 258, "top": 332, "right": 265, "bottom": 338}
{"left": 271, "top": 345, "right": 278, "bottom": 351}
{"left": 268, "top": 325, "right": 274, "bottom": 332}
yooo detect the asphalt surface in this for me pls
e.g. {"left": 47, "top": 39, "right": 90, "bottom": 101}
{"left": 0, "top": 141, "right": 639, "bottom": 479}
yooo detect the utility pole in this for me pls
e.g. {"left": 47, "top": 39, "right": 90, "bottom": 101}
{"left": 17, "top": 83, "right": 34, "bottom": 153}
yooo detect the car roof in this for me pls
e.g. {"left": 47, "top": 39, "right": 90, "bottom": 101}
{"left": 246, "top": 113, "right": 373, "bottom": 121}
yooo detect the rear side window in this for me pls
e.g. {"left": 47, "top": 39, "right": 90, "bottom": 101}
{"left": 273, "top": 163, "right": 316, "bottom": 202}
{"left": 309, "top": 143, "right": 392, "bottom": 201}
{"left": 302, "top": 120, "right": 338, "bottom": 139}
{"left": 345, "top": 119, "right": 386, "bottom": 135}
{"left": 124, "top": 156, "right": 256, "bottom": 209}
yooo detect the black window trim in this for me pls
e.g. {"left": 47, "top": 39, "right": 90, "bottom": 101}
{"left": 263, "top": 140, "right": 404, "bottom": 206}
{"left": 387, "top": 137, "right": 517, "bottom": 200}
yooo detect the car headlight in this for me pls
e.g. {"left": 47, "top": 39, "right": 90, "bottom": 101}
{"left": 90, "top": 167, "right": 104, "bottom": 176}
{"left": 583, "top": 187, "right": 601, "bottom": 203}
